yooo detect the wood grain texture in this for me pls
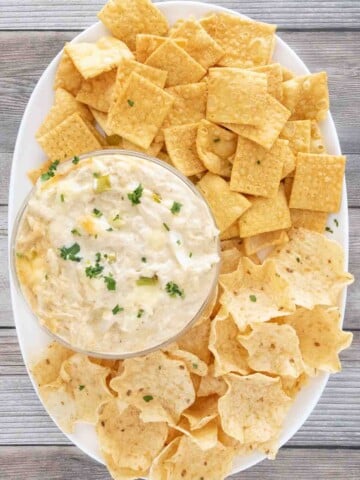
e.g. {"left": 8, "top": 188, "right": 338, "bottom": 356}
{"left": 0, "top": 0, "right": 360, "bottom": 30}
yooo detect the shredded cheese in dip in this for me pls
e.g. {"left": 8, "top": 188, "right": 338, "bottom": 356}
{"left": 15, "top": 153, "right": 220, "bottom": 355}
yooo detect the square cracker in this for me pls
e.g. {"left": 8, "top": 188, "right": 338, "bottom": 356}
{"left": 197, "top": 172, "right": 251, "bottom": 232}
{"left": 164, "top": 123, "right": 206, "bottom": 176}
{"left": 252, "top": 63, "right": 283, "bottom": 101}
{"left": 282, "top": 72, "right": 329, "bottom": 121}
{"left": 200, "top": 13, "right": 276, "bottom": 67}
{"left": 280, "top": 120, "right": 311, "bottom": 155}
{"left": 36, "top": 88, "right": 93, "bottom": 138}
{"left": 76, "top": 69, "right": 117, "bottom": 113}
{"left": 223, "top": 94, "right": 291, "bottom": 150}
{"left": 289, "top": 153, "right": 345, "bottom": 212}
{"left": 98, "top": 0, "right": 168, "bottom": 51}
{"left": 206, "top": 68, "right": 268, "bottom": 125}
{"left": 169, "top": 18, "right": 224, "bottom": 69}
{"left": 65, "top": 37, "right": 133, "bottom": 79}
{"left": 107, "top": 72, "right": 174, "bottom": 149}
{"left": 230, "top": 137, "right": 286, "bottom": 198}
{"left": 54, "top": 50, "right": 83, "bottom": 96}
{"left": 290, "top": 209, "right": 327, "bottom": 233}
{"left": 310, "top": 120, "right": 326, "bottom": 154}
{"left": 145, "top": 41, "right": 206, "bottom": 87}
{"left": 37, "top": 112, "right": 102, "bottom": 161}
{"left": 163, "top": 82, "right": 207, "bottom": 128}
{"left": 239, "top": 185, "right": 291, "bottom": 237}
{"left": 135, "top": 35, "right": 186, "bottom": 63}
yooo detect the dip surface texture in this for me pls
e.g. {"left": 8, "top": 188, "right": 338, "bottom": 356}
{"left": 15, "top": 153, "right": 220, "bottom": 355}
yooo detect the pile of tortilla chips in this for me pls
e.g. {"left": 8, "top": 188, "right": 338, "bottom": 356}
{"left": 29, "top": 1, "right": 354, "bottom": 479}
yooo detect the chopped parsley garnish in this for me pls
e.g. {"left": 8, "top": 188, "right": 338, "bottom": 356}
{"left": 127, "top": 99, "right": 135, "bottom": 107}
{"left": 79, "top": 385, "right": 85, "bottom": 391}
{"left": 152, "top": 192, "right": 162, "bottom": 203}
{"left": 163, "top": 222, "right": 170, "bottom": 231}
{"left": 165, "top": 282, "right": 184, "bottom": 298}
{"left": 41, "top": 160, "right": 59, "bottom": 181}
{"left": 143, "top": 395, "right": 153, "bottom": 402}
{"left": 112, "top": 305, "right": 124, "bottom": 315}
{"left": 93, "top": 172, "right": 100, "bottom": 178}
{"left": 85, "top": 263, "right": 104, "bottom": 278}
{"left": 60, "top": 194, "right": 65, "bottom": 203}
{"left": 334, "top": 218, "right": 339, "bottom": 227}
{"left": 176, "top": 240, "right": 181, "bottom": 245}
{"left": 213, "top": 138, "right": 220, "bottom": 143}
{"left": 189, "top": 252, "right": 193, "bottom": 258}
{"left": 170, "top": 201, "right": 182, "bottom": 215}
{"left": 136, "top": 275, "right": 158, "bottom": 286}
{"left": 93, "top": 208, "right": 103, "bottom": 217}
{"left": 128, "top": 184, "right": 143, "bottom": 205}
{"left": 95, "top": 252, "right": 101, "bottom": 263}
{"left": 71, "top": 228, "right": 81, "bottom": 236}
{"left": 113, "top": 214, "right": 120, "bottom": 221}
{"left": 141, "top": 257, "right": 147, "bottom": 263}
{"left": 137, "top": 308, "right": 145, "bottom": 318}
{"left": 249, "top": 294, "right": 257, "bottom": 302}
{"left": 104, "top": 275, "right": 116, "bottom": 291}
{"left": 325, "top": 226, "right": 334, "bottom": 234}
{"left": 59, "top": 243, "right": 82, "bottom": 262}
{"left": 72, "top": 156, "right": 80, "bottom": 165}
{"left": 192, "top": 363, "right": 198, "bottom": 369}
{"left": 106, "top": 227, "right": 113, "bottom": 232}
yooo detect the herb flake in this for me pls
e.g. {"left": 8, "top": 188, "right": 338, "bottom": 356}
{"left": 59, "top": 243, "right": 82, "bottom": 262}
{"left": 128, "top": 184, "right": 143, "bottom": 205}
{"left": 143, "top": 395, "right": 153, "bottom": 402}
{"left": 170, "top": 201, "right": 182, "bottom": 215}
{"left": 41, "top": 160, "right": 59, "bottom": 182}
{"left": 165, "top": 282, "right": 184, "bottom": 298}
{"left": 93, "top": 208, "right": 103, "bottom": 218}
{"left": 127, "top": 99, "right": 135, "bottom": 107}
{"left": 104, "top": 275, "right": 116, "bottom": 291}
{"left": 72, "top": 156, "right": 80, "bottom": 165}
{"left": 249, "top": 294, "right": 257, "bottom": 303}
{"left": 112, "top": 305, "right": 124, "bottom": 315}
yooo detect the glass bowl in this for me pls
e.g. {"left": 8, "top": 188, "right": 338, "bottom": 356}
{"left": 10, "top": 149, "right": 220, "bottom": 359}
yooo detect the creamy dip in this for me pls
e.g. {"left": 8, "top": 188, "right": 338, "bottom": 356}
{"left": 15, "top": 153, "right": 219, "bottom": 356}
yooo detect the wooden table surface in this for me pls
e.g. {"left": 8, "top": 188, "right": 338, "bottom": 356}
{"left": 0, "top": 1, "right": 359, "bottom": 478}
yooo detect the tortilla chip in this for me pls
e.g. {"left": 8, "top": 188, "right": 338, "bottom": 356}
{"left": 281, "top": 373, "right": 309, "bottom": 398}
{"left": 231, "top": 137, "right": 286, "bottom": 198}
{"left": 289, "top": 153, "right": 345, "bottom": 212}
{"left": 279, "top": 306, "right": 352, "bottom": 374}
{"left": 224, "top": 94, "right": 291, "bottom": 150}
{"left": 197, "top": 172, "right": 251, "bottom": 232}
{"left": 169, "top": 18, "right": 224, "bottom": 69}
{"left": 281, "top": 65, "right": 295, "bottom": 81}
{"left": 280, "top": 120, "right": 311, "bottom": 155}
{"left": 200, "top": 13, "right": 276, "bottom": 67}
{"left": 135, "top": 35, "right": 185, "bottom": 63}
{"left": 220, "top": 222, "right": 239, "bottom": 240}
{"left": 269, "top": 228, "right": 354, "bottom": 308}
{"left": 221, "top": 238, "right": 244, "bottom": 252}
{"left": 65, "top": 36, "right": 133, "bottom": 79}
{"left": 37, "top": 112, "right": 103, "bottom": 161}
{"left": 252, "top": 63, "right": 283, "bottom": 101}
{"left": 291, "top": 208, "right": 328, "bottom": 233}
{"left": 310, "top": 120, "right": 326, "bottom": 154}
{"left": 173, "top": 417, "right": 218, "bottom": 451}
{"left": 196, "top": 120, "right": 236, "bottom": 177}
{"left": 54, "top": 50, "right": 83, "bottom": 96}
{"left": 90, "top": 108, "right": 115, "bottom": 136}
{"left": 207, "top": 67, "right": 267, "bottom": 125}
{"left": 98, "top": 0, "right": 168, "bottom": 51}
{"left": 76, "top": 69, "right": 117, "bottom": 112}
{"left": 150, "top": 438, "right": 181, "bottom": 480}
{"left": 218, "top": 373, "right": 291, "bottom": 443}
{"left": 103, "top": 452, "right": 147, "bottom": 480}
{"left": 220, "top": 247, "right": 243, "bottom": 274}
{"left": 107, "top": 72, "right": 174, "bottom": 149}
{"left": 165, "top": 436, "right": 235, "bottom": 480}
{"left": 164, "top": 344, "right": 208, "bottom": 377}
{"left": 239, "top": 185, "right": 291, "bottom": 237}
{"left": 182, "top": 395, "right": 219, "bottom": 430}
{"left": 163, "top": 82, "right": 207, "bottom": 128}
{"left": 209, "top": 306, "right": 250, "bottom": 376}
{"left": 197, "top": 365, "right": 228, "bottom": 398}
{"left": 110, "top": 351, "right": 195, "bottom": 423}
{"left": 177, "top": 319, "right": 212, "bottom": 364}
{"left": 219, "top": 257, "right": 295, "bottom": 330}
{"left": 164, "top": 123, "right": 206, "bottom": 176}
{"left": 282, "top": 72, "right": 329, "bottom": 121}
{"left": 244, "top": 229, "right": 289, "bottom": 256}
{"left": 97, "top": 401, "right": 167, "bottom": 472}
{"left": 31, "top": 341, "right": 73, "bottom": 387}
{"left": 238, "top": 323, "right": 304, "bottom": 377}
{"left": 36, "top": 88, "right": 93, "bottom": 138}
{"left": 39, "top": 379, "right": 77, "bottom": 433}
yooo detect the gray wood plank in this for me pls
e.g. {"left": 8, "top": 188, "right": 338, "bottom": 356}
{"left": 0, "top": 0, "right": 359, "bottom": 31}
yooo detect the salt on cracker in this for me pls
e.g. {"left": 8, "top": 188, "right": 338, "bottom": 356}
{"left": 252, "top": 63, "right": 283, "bottom": 101}
{"left": 37, "top": 112, "right": 103, "bottom": 161}
{"left": 163, "top": 82, "right": 208, "bottom": 128}
{"left": 207, "top": 67, "right": 268, "bottom": 126}
{"left": 54, "top": 50, "right": 83, "bottom": 96}
{"left": 98, "top": 0, "right": 168, "bottom": 51}
{"left": 224, "top": 94, "right": 291, "bottom": 150}
{"left": 269, "top": 227, "right": 354, "bottom": 308}
{"left": 76, "top": 69, "right": 116, "bottom": 112}
{"left": 107, "top": 72, "right": 174, "bottom": 149}
{"left": 289, "top": 153, "right": 345, "bottom": 212}
{"left": 200, "top": 13, "right": 276, "bottom": 68}
{"left": 197, "top": 172, "right": 251, "bottom": 232}
{"left": 164, "top": 123, "right": 206, "bottom": 176}
{"left": 135, "top": 35, "right": 186, "bottom": 63}
{"left": 230, "top": 137, "right": 286, "bottom": 198}
{"left": 145, "top": 40, "right": 206, "bottom": 87}
{"left": 238, "top": 185, "right": 291, "bottom": 237}
{"left": 196, "top": 120, "right": 236, "bottom": 177}
{"left": 219, "top": 257, "right": 295, "bottom": 330}
{"left": 169, "top": 18, "right": 224, "bottom": 69}
{"left": 282, "top": 71, "right": 329, "bottom": 121}
{"left": 280, "top": 120, "right": 311, "bottom": 155}
{"left": 243, "top": 229, "right": 289, "bottom": 256}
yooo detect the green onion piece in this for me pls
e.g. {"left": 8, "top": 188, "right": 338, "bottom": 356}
{"left": 112, "top": 305, "right": 124, "bottom": 315}
{"left": 170, "top": 201, "right": 182, "bottom": 215}
{"left": 93, "top": 208, "right": 103, "bottom": 217}
{"left": 136, "top": 275, "right": 158, "bottom": 286}
{"left": 72, "top": 156, "right": 80, "bottom": 164}
{"left": 59, "top": 243, "right": 82, "bottom": 262}
{"left": 143, "top": 395, "right": 153, "bottom": 402}
{"left": 104, "top": 275, "right": 116, "bottom": 291}
{"left": 165, "top": 281, "right": 184, "bottom": 298}
{"left": 249, "top": 294, "right": 257, "bottom": 302}
{"left": 95, "top": 174, "right": 111, "bottom": 193}
{"left": 128, "top": 184, "right": 143, "bottom": 205}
